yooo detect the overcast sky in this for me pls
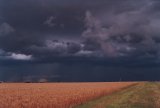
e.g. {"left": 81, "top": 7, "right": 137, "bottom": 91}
{"left": 0, "top": 0, "right": 160, "bottom": 82}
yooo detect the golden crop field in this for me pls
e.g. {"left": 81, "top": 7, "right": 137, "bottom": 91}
{"left": 0, "top": 82, "right": 136, "bottom": 108}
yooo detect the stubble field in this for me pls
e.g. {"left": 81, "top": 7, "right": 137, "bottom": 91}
{"left": 0, "top": 82, "right": 136, "bottom": 108}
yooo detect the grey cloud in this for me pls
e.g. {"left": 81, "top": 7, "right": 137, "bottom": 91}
{"left": 1, "top": 0, "right": 160, "bottom": 61}
{"left": 28, "top": 39, "right": 82, "bottom": 59}
{"left": 82, "top": 0, "right": 160, "bottom": 58}
{"left": 0, "top": 49, "right": 33, "bottom": 61}
{"left": 0, "top": 0, "right": 160, "bottom": 82}
{"left": 44, "top": 16, "right": 56, "bottom": 27}
{"left": 83, "top": 39, "right": 101, "bottom": 51}
{"left": 0, "top": 49, "right": 5, "bottom": 55}
{"left": 9, "top": 53, "right": 32, "bottom": 60}
{"left": 0, "top": 22, "right": 15, "bottom": 36}
{"left": 0, "top": 49, "right": 10, "bottom": 60}
{"left": 67, "top": 42, "right": 81, "bottom": 54}
{"left": 82, "top": 11, "right": 120, "bottom": 57}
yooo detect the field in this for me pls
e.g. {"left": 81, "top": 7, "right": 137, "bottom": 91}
{"left": 0, "top": 82, "right": 136, "bottom": 108}
{"left": 77, "top": 82, "right": 160, "bottom": 108}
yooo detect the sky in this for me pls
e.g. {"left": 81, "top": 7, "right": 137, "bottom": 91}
{"left": 0, "top": 0, "right": 160, "bottom": 82}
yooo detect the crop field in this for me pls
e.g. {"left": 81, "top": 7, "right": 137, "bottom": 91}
{"left": 0, "top": 82, "right": 136, "bottom": 108}
{"left": 77, "top": 82, "right": 160, "bottom": 108}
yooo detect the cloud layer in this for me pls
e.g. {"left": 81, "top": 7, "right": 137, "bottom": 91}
{"left": 0, "top": 0, "right": 160, "bottom": 81}
{"left": 0, "top": 0, "right": 160, "bottom": 61}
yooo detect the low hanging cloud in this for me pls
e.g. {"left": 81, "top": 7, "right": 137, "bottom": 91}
{"left": 9, "top": 53, "right": 32, "bottom": 60}
{"left": 0, "top": 49, "right": 32, "bottom": 61}
{"left": 29, "top": 39, "right": 82, "bottom": 59}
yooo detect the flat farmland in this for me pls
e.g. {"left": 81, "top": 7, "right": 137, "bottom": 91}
{"left": 77, "top": 82, "right": 160, "bottom": 108}
{"left": 0, "top": 82, "right": 136, "bottom": 108}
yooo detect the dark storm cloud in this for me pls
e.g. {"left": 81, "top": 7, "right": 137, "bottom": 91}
{"left": 0, "top": 0, "right": 160, "bottom": 60}
{"left": 0, "top": 56, "right": 160, "bottom": 82}
{"left": 1, "top": 0, "right": 85, "bottom": 34}
{"left": 82, "top": 0, "right": 160, "bottom": 58}
{"left": 1, "top": 0, "right": 160, "bottom": 82}
{"left": 28, "top": 39, "right": 82, "bottom": 59}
